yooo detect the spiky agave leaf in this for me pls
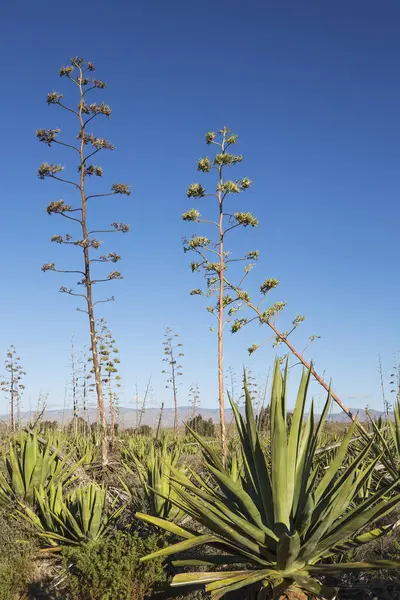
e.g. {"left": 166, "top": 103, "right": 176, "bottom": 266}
{"left": 136, "top": 360, "right": 400, "bottom": 599}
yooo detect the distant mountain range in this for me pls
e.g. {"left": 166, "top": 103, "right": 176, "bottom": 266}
{"left": 0, "top": 406, "right": 389, "bottom": 428}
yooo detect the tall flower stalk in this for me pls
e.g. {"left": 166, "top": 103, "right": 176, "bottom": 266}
{"left": 162, "top": 328, "right": 183, "bottom": 433}
{"left": 183, "top": 127, "right": 254, "bottom": 461}
{"left": 184, "top": 128, "right": 356, "bottom": 437}
{"left": 1, "top": 346, "right": 25, "bottom": 432}
{"left": 37, "top": 57, "right": 130, "bottom": 464}
{"left": 188, "top": 382, "right": 201, "bottom": 425}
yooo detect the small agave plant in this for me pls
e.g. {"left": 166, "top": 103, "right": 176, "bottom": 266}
{"left": 137, "top": 361, "right": 400, "bottom": 599}
{"left": 123, "top": 435, "right": 186, "bottom": 521}
{"left": 19, "top": 482, "right": 125, "bottom": 548}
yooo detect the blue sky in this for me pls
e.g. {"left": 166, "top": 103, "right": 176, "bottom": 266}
{"left": 0, "top": 0, "right": 399, "bottom": 416}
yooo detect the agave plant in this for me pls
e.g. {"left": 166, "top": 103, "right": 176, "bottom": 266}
{"left": 137, "top": 361, "right": 400, "bottom": 600}
{"left": 122, "top": 435, "right": 153, "bottom": 462}
{"left": 19, "top": 482, "right": 125, "bottom": 547}
{"left": 73, "top": 435, "right": 99, "bottom": 465}
{"left": 0, "top": 430, "right": 85, "bottom": 505}
{"left": 367, "top": 402, "right": 400, "bottom": 479}
{"left": 123, "top": 435, "right": 186, "bottom": 521}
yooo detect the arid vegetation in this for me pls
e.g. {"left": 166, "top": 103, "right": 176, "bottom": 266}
{"left": 1, "top": 56, "right": 400, "bottom": 600}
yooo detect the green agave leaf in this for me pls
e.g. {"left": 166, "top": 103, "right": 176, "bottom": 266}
{"left": 39, "top": 531, "right": 80, "bottom": 546}
{"left": 80, "top": 487, "right": 92, "bottom": 535}
{"left": 292, "top": 402, "right": 314, "bottom": 522}
{"left": 270, "top": 360, "right": 289, "bottom": 531}
{"left": 313, "top": 418, "right": 359, "bottom": 504}
{"left": 292, "top": 574, "right": 337, "bottom": 600}
{"left": 135, "top": 512, "right": 196, "bottom": 539}
{"left": 23, "top": 433, "right": 36, "bottom": 493}
{"left": 171, "top": 555, "right": 247, "bottom": 567}
{"left": 205, "top": 569, "right": 272, "bottom": 600}
{"left": 88, "top": 487, "right": 107, "bottom": 539}
{"left": 171, "top": 571, "right": 250, "bottom": 586}
{"left": 242, "top": 373, "right": 274, "bottom": 528}
{"left": 295, "top": 493, "right": 315, "bottom": 537}
{"left": 308, "top": 559, "right": 400, "bottom": 573}
{"left": 202, "top": 462, "right": 275, "bottom": 539}
{"left": 277, "top": 532, "right": 300, "bottom": 570}
{"left": 8, "top": 443, "right": 25, "bottom": 499}
{"left": 319, "top": 525, "right": 392, "bottom": 559}
{"left": 309, "top": 386, "right": 332, "bottom": 460}
{"left": 228, "top": 392, "right": 263, "bottom": 513}
{"left": 140, "top": 533, "right": 218, "bottom": 562}
{"left": 287, "top": 368, "right": 311, "bottom": 513}
{"left": 206, "top": 570, "right": 263, "bottom": 592}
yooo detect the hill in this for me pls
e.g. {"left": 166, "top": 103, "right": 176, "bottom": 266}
{"left": 1, "top": 405, "right": 387, "bottom": 428}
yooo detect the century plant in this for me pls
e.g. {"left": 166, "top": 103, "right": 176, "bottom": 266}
{"left": 184, "top": 133, "right": 357, "bottom": 426}
{"left": 162, "top": 328, "right": 184, "bottom": 433}
{"left": 137, "top": 361, "right": 400, "bottom": 600}
{"left": 368, "top": 399, "right": 400, "bottom": 482}
{"left": 182, "top": 127, "right": 255, "bottom": 461}
{"left": 20, "top": 482, "right": 124, "bottom": 547}
{"left": 37, "top": 56, "right": 131, "bottom": 464}
{"left": 1, "top": 345, "right": 25, "bottom": 432}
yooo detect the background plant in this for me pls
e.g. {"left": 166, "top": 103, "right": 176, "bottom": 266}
{"left": 135, "top": 375, "right": 153, "bottom": 430}
{"left": 0, "top": 345, "right": 25, "bottom": 432}
{"left": 188, "top": 382, "right": 201, "bottom": 426}
{"left": 186, "top": 413, "right": 215, "bottom": 437}
{"left": 162, "top": 328, "right": 184, "bottom": 433}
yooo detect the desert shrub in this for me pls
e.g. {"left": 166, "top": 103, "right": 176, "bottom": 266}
{"left": 0, "top": 510, "right": 37, "bottom": 600}
{"left": 135, "top": 425, "right": 153, "bottom": 437}
{"left": 186, "top": 414, "right": 215, "bottom": 437}
{"left": 61, "top": 530, "right": 166, "bottom": 600}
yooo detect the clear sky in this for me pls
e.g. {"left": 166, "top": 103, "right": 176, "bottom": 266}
{"left": 0, "top": 0, "right": 399, "bottom": 417}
